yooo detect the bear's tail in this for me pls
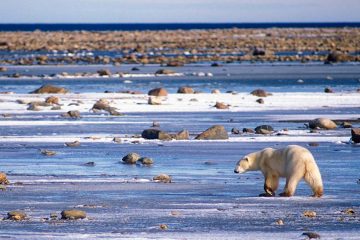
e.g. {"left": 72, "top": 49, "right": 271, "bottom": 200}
{"left": 304, "top": 162, "right": 323, "bottom": 198}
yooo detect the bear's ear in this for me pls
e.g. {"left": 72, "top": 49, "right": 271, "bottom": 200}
{"left": 243, "top": 157, "right": 249, "bottom": 162}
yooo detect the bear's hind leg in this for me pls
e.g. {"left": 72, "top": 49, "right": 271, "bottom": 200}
{"left": 259, "top": 174, "right": 279, "bottom": 197}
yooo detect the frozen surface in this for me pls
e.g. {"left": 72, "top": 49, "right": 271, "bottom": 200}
{"left": 0, "top": 64, "right": 360, "bottom": 239}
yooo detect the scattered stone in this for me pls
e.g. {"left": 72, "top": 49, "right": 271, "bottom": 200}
{"left": 177, "top": 86, "right": 194, "bottom": 94}
{"left": 255, "top": 125, "right": 274, "bottom": 134}
{"left": 0, "top": 67, "right": 7, "bottom": 72}
{"left": 340, "top": 122, "right": 352, "bottom": 128}
{"left": 342, "top": 208, "right": 355, "bottom": 215}
{"left": 243, "top": 128, "right": 255, "bottom": 133}
{"left": 324, "top": 87, "right": 334, "bottom": 93}
{"left": 65, "top": 141, "right": 80, "bottom": 147}
{"left": 51, "top": 106, "right": 61, "bottom": 110}
{"left": 141, "top": 129, "right": 172, "bottom": 140}
{"left": 256, "top": 98, "right": 264, "bottom": 104}
{"left": 231, "top": 128, "right": 240, "bottom": 134}
{"left": 166, "top": 61, "right": 184, "bottom": 67}
{"left": 351, "top": 128, "right": 360, "bottom": 143}
{"left": 303, "top": 210, "right": 317, "bottom": 218}
{"left": 45, "top": 96, "right": 60, "bottom": 104}
{"left": 97, "top": 69, "right": 111, "bottom": 76}
{"left": 41, "top": 149, "right": 56, "bottom": 156}
{"left": 148, "top": 88, "right": 168, "bottom": 97}
{"left": 308, "top": 142, "right": 319, "bottom": 147}
{"left": 7, "top": 211, "right": 27, "bottom": 221}
{"left": 325, "top": 51, "right": 350, "bottom": 63}
{"left": 302, "top": 232, "right": 320, "bottom": 239}
{"left": 214, "top": 102, "right": 229, "bottom": 109}
{"left": 62, "top": 110, "right": 81, "bottom": 118}
{"left": 173, "top": 129, "right": 190, "bottom": 140}
{"left": 159, "top": 224, "right": 168, "bottom": 230}
{"left": 309, "top": 118, "right": 337, "bottom": 130}
{"left": 122, "top": 152, "right": 141, "bottom": 164}
{"left": 31, "top": 84, "right": 69, "bottom": 94}
{"left": 148, "top": 96, "right": 162, "bottom": 105}
{"left": 153, "top": 174, "right": 172, "bottom": 183}
{"left": 195, "top": 125, "right": 229, "bottom": 140}
{"left": 92, "top": 99, "right": 121, "bottom": 115}
{"left": 155, "top": 69, "right": 175, "bottom": 75}
{"left": 61, "top": 209, "right": 87, "bottom": 220}
{"left": 113, "top": 137, "right": 122, "bottom": 143}
{"left": 152, "top": 121, "right": 160, "bottom": 127}
{"left": 250, "top": 89, "right": 270, "bottom": 97}
{"left": 211, "top": 89, "right": 221, "bottom": 94}
{"left": 0, "top": 172, "right": 9, "bottom": 185}
{"left": 138, "top": 157, "right": 154, "bottom": 165}
{"left": 275, "top": 219, "right": 284, "bottom": 225}
{"left": 83, "top": 162, "right": 96, "bottom": 167}
{"left": 27, "top": 103, "right": 41, "bottom": 111}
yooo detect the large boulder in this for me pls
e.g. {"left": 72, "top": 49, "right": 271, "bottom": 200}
{"left": 148, "top": 88, "right": 168, "bottom": 97}
{"left": 309, "top": 118, "right": 337, "bottom": 130}
{"left": 141, "top": 129, "right": 172, "bottom": 140}
{"left": 255, "top": 125, "right": 274, "bottom": 134}
{"left": 122, "top": 152, "right": 141, "bottom": 164}
{"left": 195, "top": 125, "right": 228, "bottom": 140}
{"left": 31, "top": 84, "right": 69, "bottom": 94}
{"left": 351, "top": 128, "right": 360, "bottom": 143}
{"left": 61, "top": 209, "right": 86, "bottom": 220}
{"left": 177, "top": 86, "right": 194, "bottom": 94}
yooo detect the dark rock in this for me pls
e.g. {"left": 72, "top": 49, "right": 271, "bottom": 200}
{"left": 309, "top": 118, "right": 337, "bottom": 130}
{"left": 153, "top": 174, "right": 172, "bottom": 183}
{"left": 131, "top": 67, "right": 140, "bottom": 71}
{"left": 138, "top": 157, "right": 154, "bottom": 165}
{"left": 211, "top": 62, "right": 222, "bottom": 67}
{"left": 61, "top": 209, "right": 86, "bottom": 220}
{"left": 148, "top": 96, "right": 162, "bottom": 105}
{"left": 148, "top": 88, "right": 168, "bottom": 97}
{"left": 195, "top": 125, "right": 229, "bottom": 140}
{"left": 141, "top": 129, "right": 172, "bottom": 140}
{"left": 0, "top": 172, "right": 9, "bottom": 185}
{"left": 177, "top": 86, "right": 194, "bottom": 94}
{"left": 325, "top": 51, "right": 350, "bottom": 63}
{"left": 155, "top": 69, "right": 176, "bottom": 75}
{"left": 62, "top": 110, "right": 81, "bottom": 119}
{"left": 302, "top": 232, "right": 320, "bottom": 239}
{"left": 0, "top": 67, "right": 7, "bottom": 72}
{"left": 214, "top": 102, "right": 229, "bottom": 109}
{"left": 252, "top": 48, "right": 266, "bottom": 56}
{"left": 7, "top": 211, "right": 27, "bottom": 221}
{"left": 256, "top": 98, "right": 264, "bottom": 104}
{"left": 31, "top": 84, "right": 69, "bottom": 94}
{"left": 255, "top": 125, "right": 274, "bottom": 134}
{"left": 351, "top": 128, "right": 360, "bottom": 143}
{"left": 65, "top": 141, "right": 80, "bottom": 147}
{"left": 308, "top": 142, "right": 319, "bottom": 147}
{"left": 324, "top": 87, "right": 334, "bottom": 93}
{"left": 122, "top": 152, "right": 141, "bottom": 164}
{"left": 231, "top": 128, "right": 240, "bottom": 134}
{"left": 97, "top": 69, "right": 111, "bottom": 76}
{"left": 152, "top": 121, "right": 160, "bottom": 127}
{"left": 251, "top": 89, "right": 270, "bottom": 97}
{"left": 113, "top": 137, "right": 122, "bottom": 143}
{"left": 243, "top": 128, "right": 255, "bottom": 133}
{"left": 83, "top": 161, "right": 95, "bottom": 167}
{"left": 166, "top": 62, "right": 184, "bottom": 67}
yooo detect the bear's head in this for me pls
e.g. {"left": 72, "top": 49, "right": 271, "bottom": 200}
{"left": 234, "top": 156, "right": 251, "bottom": 174}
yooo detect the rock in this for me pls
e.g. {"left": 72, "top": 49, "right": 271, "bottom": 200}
{"left": 342, "top": 208, "right": 356, "bottom": 215}
{"left": 0, "top": 67, "right": 7, "bottom": 72}
{"left": 159, "top": 224, "right": 168, "bottom": 230}
{"left": 250, "top": 89, "right": 270, "bottom": 97}
{"left": 7, "top": 211, "right": 27, "bottom": 221}
{"left": 148, "top": 88, "right": 168, "bottom": 97}
{"left": 255, "top": 125, "right": 274, "bottom": 134}
{"left": 211, "top": 62, "right": 222, "bottom": 67}
{"left": 177, "top": 86, "right": 194, "bottom": 94}
{"left": 351, "top": 128, "right": 360, "bottom": 143}
{"left": 0, "top": 172, "right": 9, "bottom": 185}
{"left": 275, "top": 219, "right": 284, "bottom": 225}
{"left": 122, "top": 152, "right": 141, "bottom": 164}
{"left": 148, "top": 96, "right": 162, "bottom": 105}
{"left": 166, "top": 61, "right": 184, "bottom": 67}
{"left": 131, "top": 67, "right": 140, "bottom": 71}
{"left": 141, "top": 129, "right": 172, "bottom": 140}
{"left": 27, "top": 103, "right": 41, "bottom": 111}
{"left": 340, "top": 122, "right": 352, "bottom": 128}
{"left": 138, "top": 157, "right": 154, "bottom": 165}
{"left": 45, "top": 96, "right": 60, "bottom": 104}
{"left": 324, "top": 87, "right": 334, "bottom": 93}
{"left": 65, "top": 141, "right": 80, "bottom": 147}
{"left": 303, "top": 210, "right": 317, "bottom": 218}
{"left": 243, "top": 128, "right": 255, "bottom": 133}
{"left": 91, "top": 99, "right": 121, "bottom": 115}
{"left": 195, "top": 125, "right": 229, "bottom": 140}
{"left": 173, "top": 129, "right": 189, "bottom": 140}
{"left": 211, "top": 89, "right": 221, "bottom": 94}
{"left": 83, "top": 161, "right": 96, "bottom": 167}
{"left": 155, "top": 69, "right": 175, "bottom": 75}
{"left": 302, "top": 232, "right": 320, "bottom": 239}
{"left": 31, "top": 84, "right": 69, "bottom": 94}
{"left": 41, "top": 149, "right": 56, "bottom": 156}
{"left": 256, "top": 98, "right": 264, "bottom": 104}
{"left": 309, "top": 118, "right": 337, "bottom": 130}
{"left": 252, "top": 48, "right": 266, "bottom": 56}
{"left": 62, "top": 110, "right": 81, "bottom": 118}
{"left": 50, "top": 213, "right": 58, "bottom": 220}
{"left": 51, "top": 106, "right": 61, "bottom": 110}
{"left": 214, "top": 102, "right": 229, "bottom": 109}
{"left": 61, "top": 209, "right": 86, "bottom": 220}
{"left": 325, "top": 51, "right": 350, "bottom": 63}
{"left": 97, "top": 69, "right": 111, "bottom": 76}
{"left": 152, "top": 121, "right": 160, "bottom": 127}
{"left": 153, "top": 174, "right": 172, "bottom": 183}
{"left": 231, "top": 128, "right": 240, "bottom": 134}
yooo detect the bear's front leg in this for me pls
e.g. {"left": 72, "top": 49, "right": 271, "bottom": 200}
{"left": 259, "top": 174, "right": 279, "bottom": 197}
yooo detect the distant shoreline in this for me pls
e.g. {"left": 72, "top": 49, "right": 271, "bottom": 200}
{"left": 1, "top": 22, "right": 360, "bottom": 31}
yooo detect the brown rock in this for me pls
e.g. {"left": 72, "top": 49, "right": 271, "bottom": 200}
{"left": 122, "top": 152, "right": 141, "bottom": 164}
{"left": 31, "top": 84, "right": 69, "bottom": 94}
{"left": 256, "top": 98, "right": 264, "bottom": 104}
{"left": 65, "top": 141, "right": 81, "bottom": 147}
{"left": 302, "top": 232, "right": 320, "bottom": 239}
{"left": 211, "top": 89, "right": 221, "bottom": 94}
{"left": 255, "top": 125, "right": 274, "bottom": 134}
{"left": 153, "top": 174, "right": 172, "bottom": 183}
{"left": 7, "top": 211, "right": 27, "bottom": 221}
{"left": 97, "top": 69, "right": 111, "bottom": 76}
{"left": 195, "top": 125, "right": 229, "bottom": 140}
{"left": 303, "top": 210, "right": 317, "bottom": 218}
{"left": 351, "top": 128, "right": 360, "bottom": 143}
{"left": 177, "top": 86, "right": 194, "bottom": 94}
{"left": 155, "top": 69, "right": 176, "bottom": 75}
{"left": 243, "top": 128, "right": 255, "bottom": 133}
{"left": 45, "top": 96, "right": 60, "bottom": 104}
{"left": 148, "top": 88, "right": 168, "bottom": 97}
{"left": 62, "top": 110, "right": 81, "bottom": 118}
{"left": 309, "top": 118, "right": 337, "bottom": 130}
{"left": 214, "top": 102, "right": 229, "bottom": 109}
{"left": 341, "top": 122, "right": 352, "bottom": 128}
{"left": 41, "top": 149, "right": 56, "bottom": 156}
{"left": 0, "top": 67, "right": 7, "bottom": 72}
{"left": 61, "top": 209, "right": 87, "bottom": 220}
{"left": 174, "top": 129, "right": 189, "bottom": 140}
{"left": 250, "top": 89, "right": 270, "bottom": 97}
{"left": 0, "top": 172, "right": 9, "bottom": 185}
{"left": 138, "top": 157, "right": 154, "bottom": 165}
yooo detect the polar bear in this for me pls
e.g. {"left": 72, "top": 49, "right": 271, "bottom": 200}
{"left": 234, "top": 145, "right": 323, "bottom": 197}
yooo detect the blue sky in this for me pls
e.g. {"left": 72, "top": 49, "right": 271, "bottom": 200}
{"left": 1, "top": 0, "right": 359, "bottom": 23}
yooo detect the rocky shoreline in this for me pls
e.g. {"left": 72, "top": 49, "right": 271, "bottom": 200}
{"left": 0, "top": 28, "right": 359, "bottom": 65}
